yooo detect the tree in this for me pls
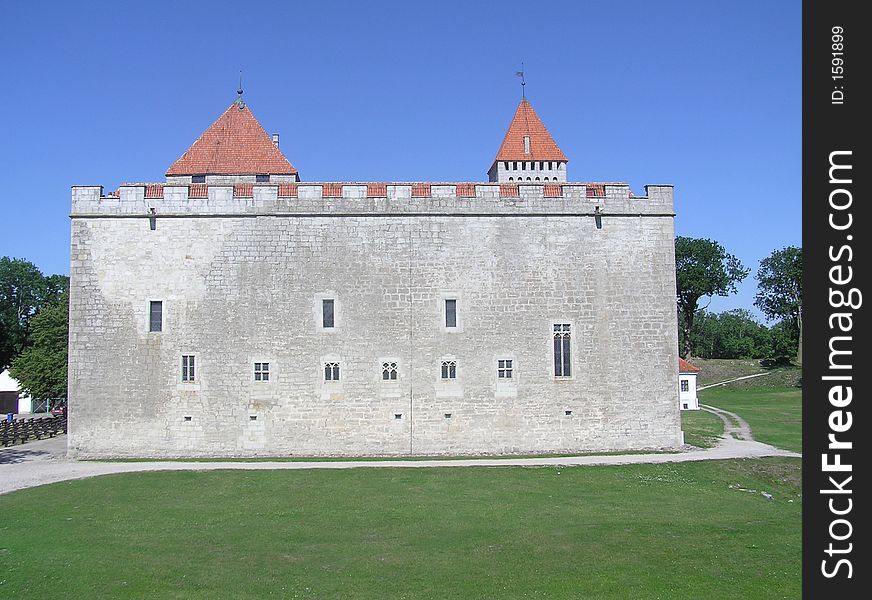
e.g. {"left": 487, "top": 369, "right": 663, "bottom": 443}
{"left": 685, "top": 308, "right": 772, "bottom": 360}
{"left": 9, "top": 292, "right": 69, "bottom": 402}
{"left": 754, "top": 246, "right": 802, "bottom": 363}
{"left": 0, "top": 257, "right": 68, "bottom": 370}
{"left": 675, "top": 237, "right": 749, "bottom": 359}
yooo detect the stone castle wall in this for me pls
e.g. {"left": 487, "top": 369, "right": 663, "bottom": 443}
{"left": 68, "top": 182, "right": 681, "bottom": 457}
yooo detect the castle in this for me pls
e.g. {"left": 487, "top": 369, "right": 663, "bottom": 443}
{"left": 68, "top": 93, "right": 682, "bottom": 457}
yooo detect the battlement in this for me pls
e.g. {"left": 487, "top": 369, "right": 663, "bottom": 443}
{"left": 71, "top": 182, "right": 674, "bottom": 217}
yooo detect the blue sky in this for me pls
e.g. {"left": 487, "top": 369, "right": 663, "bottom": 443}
{"left": 0, "top": 0, "right": 799, "bottom": 320}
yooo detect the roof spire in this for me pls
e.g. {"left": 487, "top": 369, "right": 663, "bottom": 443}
{"left": 235, "top": 71, "right": 245, "bottom": 109}
{"left": 515, "top": 63, "right": 526, "bottom": 100}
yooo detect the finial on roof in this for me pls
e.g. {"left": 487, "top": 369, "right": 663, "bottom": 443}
{"left": 515, "top": 63, "right": 526, "bottom": 100}
{"left": 235, "top": 71, "right": 245, "bottom": 109}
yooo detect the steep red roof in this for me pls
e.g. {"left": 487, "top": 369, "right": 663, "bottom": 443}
{"left": 679, "top": 358, "right": 701, "bottom": 373}
{"left": 166, "top": 101, "right": 297, "bottom": 176}
{"left": 493, "top": 99, "right": 568, "bottom": 164}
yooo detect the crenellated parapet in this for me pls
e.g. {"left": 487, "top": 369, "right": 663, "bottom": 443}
{"left": 72, "top": 182, "right": 674, "bottom": 217}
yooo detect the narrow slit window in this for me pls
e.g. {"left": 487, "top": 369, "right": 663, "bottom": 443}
{"left": 441, "top": 360, "right": 456, "bottom": 380}
{"left": 445, "top": 299, "right": 457, "bottom": 328}
{"left": 553, "top": 324, "right": 571, "bottom": 377}
{"left": 524, "top": 136, "right": 530, "bottom": 154}
{"left": 254, "top": 362, "right": 270, "bottom": 382}
{"left": 322, "top": 299, "right": 335, "bottom": 328}
{"left": 324, "top": 362, "right": 340, "bottom": 381}
{"left": 149, "top": 301, "right": 162, "bottom": 332}
{"left": 181, "top": 355, "right": 196, "bottom": 382}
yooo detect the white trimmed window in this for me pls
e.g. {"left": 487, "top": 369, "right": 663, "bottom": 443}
{"left": 441, "top": 360, "right": 456, "bottom": 380}
{"left": 553, "top": 324, "right": 571, "bottom": 377}
{"left": 324, "top": 362, "right": 340, "bottom": 381}
{"left": 255, "top": 362, "right": 270, "bottom": 382}
{"left": 382, "top": 362, "right": 398, "bottom": 381}
{"left": 497, "top": 359, "right": 513, "bottom": 379}
{"left": 181, "top": 355, "right": 196, "bottom": 382}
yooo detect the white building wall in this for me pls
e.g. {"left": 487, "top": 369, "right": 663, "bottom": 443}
{"left": 679, "top": 373, "right": 699, "bottom": 410}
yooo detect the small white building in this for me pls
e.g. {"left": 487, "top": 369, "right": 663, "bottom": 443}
{"left": 0, "top": 369, "right": 32, "bottom": 415}
{"left": 678, "top": 358, "right": 700, "bottom": 410}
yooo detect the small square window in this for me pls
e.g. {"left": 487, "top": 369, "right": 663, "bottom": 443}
{"left": 149, "top": 301, "right": 162, "bottom": 332}
{"left": 497, "top": 359, "right": 513, "bottom": 379}
{"left": 181, "top": 355, "right": 196, "bottom": 382}
{"left": 192, "top": 175, "right": 206, "bottom": 183}
{"left": 683, "top": 403, "right": 689, "bottom": 410}
{"left": 256, "top": 174, "right": 270, "bottom": 183}
{"left": 441, "top": 360, "right": 456, "bottom": 380}
{"left": 325, "top": 362, "right": 340, "bottom": 381}
{"left": 254, "top": 362, "right": 270, "bottom": 382}
{"left": 382, "top": 362, "right": 398, "bottom": 380}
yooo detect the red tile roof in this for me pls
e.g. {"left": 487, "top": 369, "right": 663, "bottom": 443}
{"left": 166, "top": 102, "right": 298, "bottom": 176}
{"left": 493, "top": 99, "right": 568, "bottom": 164}
{"left": 679, "top": 358, "right": 701, "bottom": 373}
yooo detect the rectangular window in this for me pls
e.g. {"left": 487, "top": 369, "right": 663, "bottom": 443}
{"left": 322, "top": 299, "right": 335, "bottom": 328}
{"left": 681, "top": 380, "right": 689, "bottom": 392}
{"left": 524, "top": 136, "right": 530, "bottom": 154}
{"left": 382, "top": 362, "right": 398, "bottom": 380}
{"left": 255, "top": 362, "right": 270, "bottom": 382}
{"left": 324, "top": 362, "right": 340, "bottom": 381}
{"left": 191, "top": 175, "right": 206, "bottom": 183}
{"left": 441, "top": 360, "right": 456, "bottom": 380}
{"left": 181, "top": 355, "right": 196, "bottom": 382}
{"left": 149, "top": 301, "right": 162, "bottom": 332}
{"left": 256, "top": 174, "right": 270, "bottom": 183}
{"left": 553, "top": 324, "right": 571, "bottom": 377}
{"left": 497, "top": 359, "right": 513, "bottom": 379}
{"left": 445, "top": 299, "right": 457, "bottom": 328}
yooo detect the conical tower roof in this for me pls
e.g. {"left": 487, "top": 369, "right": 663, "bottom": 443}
{"left": 492, "top": 99, "right": 567, "bottom": 164}
{"left": 166, "top": 101, "right": 297, "bottom": 176}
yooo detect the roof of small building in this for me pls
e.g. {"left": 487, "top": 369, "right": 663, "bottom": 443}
{"left": 166, "top": 101, "right": 298, "bottom": 177}
{"left": 492, "top": 99, "right": 568, "bottom": 164}
{"left": 679, "top": 358, "right": 701, "bottom": 373}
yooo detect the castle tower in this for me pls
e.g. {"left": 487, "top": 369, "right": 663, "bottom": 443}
{"left": 487, "top": 99, "right": 568, "bottom": 183}
{"left": 165, "top": 99, "right": 299, "bottom": 185}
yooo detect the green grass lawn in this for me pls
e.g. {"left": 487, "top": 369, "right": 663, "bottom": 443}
{"left": 681, "top": 408, "right": 725, "bottom": 448}
{"left": 700, "top": 386, "right": 801, "bottom": 453}
{"left": 0, "top": 459, "right": 801, "bottom": 599}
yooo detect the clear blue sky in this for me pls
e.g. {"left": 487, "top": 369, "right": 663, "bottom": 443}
{"left": 1, "top": 0, "right": 799, "bottom": 320}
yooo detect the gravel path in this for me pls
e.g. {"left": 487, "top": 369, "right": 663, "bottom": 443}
{"left": 0, "top": 414, "right": 799, "bottom": 496}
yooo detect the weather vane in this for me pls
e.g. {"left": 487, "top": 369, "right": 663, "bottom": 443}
{"left": 235, "top": 71, "right": 245, "bottom": 109}
{"left": 515, "top": 63, "right": 526, "bottom": 99}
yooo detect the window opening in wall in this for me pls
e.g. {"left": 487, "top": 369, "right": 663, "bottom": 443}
{"left": 498, "top": 359, "right": 513, "bottom": 379}
{"left": 680, "top": 380, "right": 689, "bottom": 392}
{"left": 322, "top": 299, "right": 335, "bottom": 328}
{"left": 553, "top": 324, "right": 571, "bottom": 377}
{"left": 256, "top": 174, "right": 270, "bottom": 183}
{"left": 382, "top": 362, "right": 398, "bottom": 380}
{"left": 255, "top": 362, "right": 270, "bottom": 381}
{"left": 504, "top": 161, "right": 509, "bottom": 170}
{"left": 324, "top": 362, "right": 340, "bottom": 381}
{"left": 445, "top": 299, "right": 457, "bottom": 328}
{"left": 394, "top": 413, "right": 403, "bottom": 419}
{"left": 182, "top": 355, "right": 196, "bottom": 382}
{"left": 441, "top": 360, "right": 456, "bottom": 380}
{"left": 192, "top": 175, "right": 206, "bottom": 183}
{"left": 149, "top": 301, "right": 162, "bottom": 332}
{"left": 683, "top": 403, "right": 689, "bottom": 410}
{"left": 524, "top": 136, "right": 530, "bottom": 154}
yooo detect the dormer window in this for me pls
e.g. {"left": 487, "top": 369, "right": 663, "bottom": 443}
{"left": 523, "top": 136, "right": 530, "bottom": 154}
{"left": 192, "top": 175, "right": 206, "bottom": 183}
{"left": 256, "top": 174, "right": 270, "bottom": 183}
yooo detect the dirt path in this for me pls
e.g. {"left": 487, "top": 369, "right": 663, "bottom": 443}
{"left": 0, "top": 416, "right": 799, "bottom": 496}
{"left": 697, "top": 372, "right": 771, "bottom": 390}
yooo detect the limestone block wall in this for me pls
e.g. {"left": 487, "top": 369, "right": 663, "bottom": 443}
{"left": 68, "top": 182, "right": 681, "bottom": 457}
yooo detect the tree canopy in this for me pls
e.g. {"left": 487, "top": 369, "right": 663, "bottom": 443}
{"left": 675, "top": 237, "right": 749, "bottom": 359}
{"left": 9, "top": 292, "right": 69, "bottom": 401}
{"left": 754, "top": 246, "right": 802, "bottom": 362}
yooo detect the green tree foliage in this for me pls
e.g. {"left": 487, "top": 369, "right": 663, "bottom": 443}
{"left": 9, "top": 292, "right": 69, "bottom": 401}
{"left": 0, "top": 257, "right": 68, "bottom": 371}
{"left": 675, "top": 237, "right": 749, "bottom": 359}
{"left": 754, "top": 246, "right": 802, "bottom": 363}
{"left": 684, "top": 309, "right": 773, "bottom": 359}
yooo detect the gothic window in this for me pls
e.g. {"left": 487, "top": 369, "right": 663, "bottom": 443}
{"left": 497, "top": 359, "right": 513, "bottom": 379}
{"left": 254, "top": 362, "right": 270, "bottom": 382}
{"left": 324, "top": 362, "right": 340, "bottom": 381}
{"left": 553, "top": 324, "right": 571, "bottom": 377}
{"left": 382, "top": 362, "right": 398, "bottom": 380}
{"left": 441, "top": 360, "right": 456, "bottom": 380}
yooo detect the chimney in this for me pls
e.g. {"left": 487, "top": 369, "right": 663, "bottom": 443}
{"left": 272, "top": 133, "right": 280, "bottom": 148}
